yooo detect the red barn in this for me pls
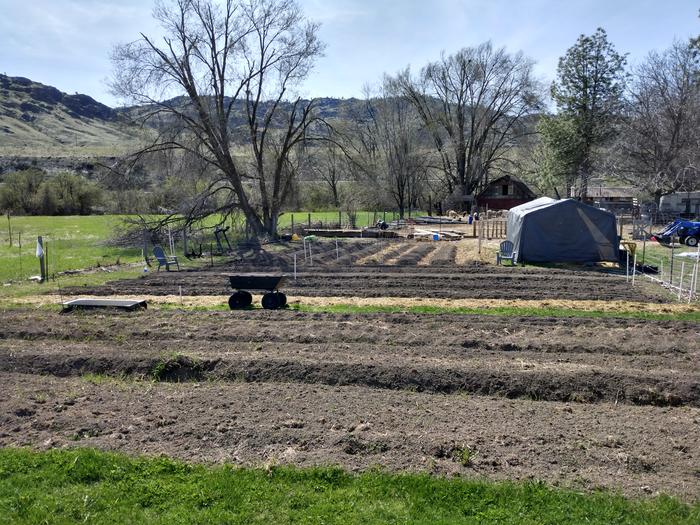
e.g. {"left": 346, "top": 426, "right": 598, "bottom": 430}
{"left": 476, "top": 175, "right": 537, "bottom": 210}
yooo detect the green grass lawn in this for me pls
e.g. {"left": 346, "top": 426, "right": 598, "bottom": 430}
{"left": 0, "top": 448, "right": 697, "bottom": 524}
{"left": 637, "top": 241, "right": 699, "bottom": 288}
{"left": 0, "top": 215, "right": 142, "bottom": 283}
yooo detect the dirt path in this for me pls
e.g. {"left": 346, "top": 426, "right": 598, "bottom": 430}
{"left": 12, "top": 293, "right": 700, "bottom": 315}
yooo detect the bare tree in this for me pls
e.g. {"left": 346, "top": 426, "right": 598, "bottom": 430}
{"left": 339, "top": 82, "right": 427, "bottom": 218}
{"left": 110, "top": 0, "right": 324, "bottom": 238}
{"left": 609, "top": 42, "right": 700, "bottom": 203}
{"left": 394, "top": 42, "right": 541, "bottom": 207}
{"left": 309, "top": 140, "right": 347, "bottom": 208}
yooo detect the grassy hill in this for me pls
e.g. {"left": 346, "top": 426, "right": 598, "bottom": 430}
{"left": 0, "top": 74, "right": 146, "bottom": 158}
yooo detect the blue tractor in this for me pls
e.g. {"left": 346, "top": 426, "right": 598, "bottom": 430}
{"left": 652, "top": 219, "right": 700, "bottom": 247}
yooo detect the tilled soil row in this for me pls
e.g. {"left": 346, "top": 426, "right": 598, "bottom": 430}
{"left": 429, "top": 244, "right": 458, "bottom": 266}
{"left": 2, "top": 347, "right": 696, "bottom": 407}
{"left": 1, "top": 311, "right": 697, "bottom": 406}
{"left": 2, "top": 373, "right": 698, "bottom": 499}
{"left": 393, "top": 243, "right": 438, "bottom": 265}
{"left": 1, "top": 310, "right": 694, "bottom": 356}
{"left": 64, "top": 267, "right": 667, "bottom": 302}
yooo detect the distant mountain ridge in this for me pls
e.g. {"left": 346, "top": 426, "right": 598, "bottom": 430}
{"left": 0, "top": 74, "right": 142, "bottom": 158}
{"left": 0, "top": 74, "right": 115, "bottom": 122}
{"left": 0, "top": 74, "right": 358, "bottom": 159}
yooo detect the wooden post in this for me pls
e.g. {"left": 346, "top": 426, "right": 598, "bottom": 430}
{"left": 307, "top": 213, "right": 311, "bottom": 228}
{"left": 182, "top": 227, "right": 188, "bottom": 257}
{"left": 37, "top": 236, "right": 46, "bottom": 283}
{"left": 485, "top": 205, "right": 490, "bottom": 240}
{"left": 143, "top": 228, "right": 149, "bottom": 264}
{"left": 18, "top": 232, "right": 22, "bottom": 278}
{"left": 338, "top": 210, "right": 342, "bottom": 229}
{"left": 478, "top": 221, "right": 482, "bottom": 255}
{"left": 291, "top": 213, "right": 295, "bottom": 233}
{"left": 6, "top": 212, "right": 11, "bottom": 247}
{"left": 670, "top": 236, "right": 676, "bottom": 286}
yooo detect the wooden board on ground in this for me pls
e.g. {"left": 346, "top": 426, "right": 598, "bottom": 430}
{"left": 62, "top": 299, "right": 147, "bottom": 312}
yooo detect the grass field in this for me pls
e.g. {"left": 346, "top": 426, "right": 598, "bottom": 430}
{"left": 0, "top": 212, "right": 422, "bottom": 284}
{"left": 1, "top": 448, "right": 697, "bottom": 525}
{"left": 277, "top": 210, "right": 425, "bottom": 229}
{"left": 0, "top": 215, "right": 142, "bottom": 283}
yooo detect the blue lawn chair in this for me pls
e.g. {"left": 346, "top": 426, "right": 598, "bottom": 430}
{"left": 153, "top": 246, "right": 180, "bottom": 271}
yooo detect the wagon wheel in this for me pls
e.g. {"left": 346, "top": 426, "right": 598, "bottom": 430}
{"left": 261, "top": 291, "right": 281, "bottom": 310}
{"left": 229, "top": 290, "right": 252, "bottom": 309}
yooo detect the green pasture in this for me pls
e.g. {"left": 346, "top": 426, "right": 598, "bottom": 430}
{"left": 0, "top": 448, "right": 697, "bottom": 524}
{"left": 0, "top": 211, "right": 421, "bottom": 284}
{"left": 0, "top": 215, "right": 143, "bottom": 283}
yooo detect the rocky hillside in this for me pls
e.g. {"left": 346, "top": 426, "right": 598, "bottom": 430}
{"left": 0, "top": 75, "right": 142, "bottom": 157}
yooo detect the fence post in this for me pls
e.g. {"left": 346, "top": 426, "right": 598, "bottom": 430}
{"left": 632, "top": 251, "right": 637, "bottom": 286}
{"left": 37, "top": 236, "right": 46, "bottom": 283}
{"left": 670, "top": 236, "right": 676, "bottom": 286}
{"left": 291, "top": 214, "right": 295, "bottom": 233}
{"left": 338, "top": 211, "right": 342, "bottom": 229}
{"left": 143, "top": 228, "right": 149, "bottom": 265}
{"left": 308, "top": 213, "right": 311, "bottom": 229}
{"left": 478, "top": 221, "right": 482, "bottom": 255}
{"left": 695, "top": 244, "right": 700, "bottom": 297}
{"left": 619, "top": 216, "right": 624, "bottom": 240}
{"left": 18, "top": 232, "right": 22, "bottom": 279}
{"left": 678, "top": 262, "right": 685, "bottom": 301}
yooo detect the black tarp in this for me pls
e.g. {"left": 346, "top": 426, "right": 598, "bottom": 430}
{"left": 506, "top": 198, "right": 619, "bottom": 263}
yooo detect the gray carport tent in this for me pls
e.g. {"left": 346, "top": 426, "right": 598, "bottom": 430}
{"left": 506, "top": 197, "right": 619, "bottom": 263}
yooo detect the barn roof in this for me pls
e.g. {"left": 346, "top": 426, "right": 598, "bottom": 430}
{"left": 477, "top": 174, "right": 536, "bottom": 198}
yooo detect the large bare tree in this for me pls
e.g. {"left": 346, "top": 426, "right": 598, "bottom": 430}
{"left": 394, "top": 42, "right": 541, "bottom": 206}
{"left": 338, "top": 82, "right": 428, "bottom": 218}
{"left": 609, "top": 42, "right": 700, "bottom": 203}
{"left": 110, "top": 0, "right": 323, "bottom": 238}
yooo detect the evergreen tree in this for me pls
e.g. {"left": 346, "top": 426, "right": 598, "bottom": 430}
{"left": 550, "top": 28, "right": 627, "bottom": 197}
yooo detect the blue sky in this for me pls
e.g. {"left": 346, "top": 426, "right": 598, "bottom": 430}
{"left": 0, "top": 0, "right": 697, "bottom": 106}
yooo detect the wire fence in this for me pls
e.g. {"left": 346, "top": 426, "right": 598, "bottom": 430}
{"left": 631, "top": 237, "right": 700, "bottom": 303}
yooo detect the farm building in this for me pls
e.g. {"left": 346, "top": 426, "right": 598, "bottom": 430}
{"left": 476, "top": 175, "right": 536, "bottom": 210}
{"left": 581, "top": 185, "right": 638, "bottom": 214}
{"left": 507, "top": 197, "right": 619, "bottom": 263}
{"left": 659, "top": 191, "right": 700, "bottom": 219}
